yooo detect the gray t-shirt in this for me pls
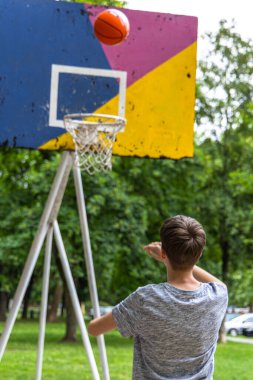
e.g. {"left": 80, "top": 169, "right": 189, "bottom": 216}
{"left": 112, "top": 282, "right": 228, "bottom": 380}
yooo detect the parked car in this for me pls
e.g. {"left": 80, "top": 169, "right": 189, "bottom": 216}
{"left": 225, "top": 313, "right": 253, "bottom": 336}
{"left": 227, "top": 305, "right": 250, "bottom": 314}
{"left": 89, "top": 306, "right": 114, "bottom": 317}
{"left": 225, "top": 313, "right": 240, "bottom": 322}
{"left": 242, "top": 318, "right": 253, "bottom": 337}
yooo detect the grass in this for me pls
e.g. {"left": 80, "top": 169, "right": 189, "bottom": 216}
{"left": 0, "top": 321, "right": 253, "bottom": 379}
{"left": 215, "top": 339, "right": 253, "bottom": 380}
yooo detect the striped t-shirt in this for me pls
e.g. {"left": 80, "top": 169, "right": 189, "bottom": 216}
{"left": 112, "top": 282, "right": 228, "bottom": 380}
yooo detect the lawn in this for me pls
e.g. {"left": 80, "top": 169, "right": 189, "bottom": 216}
{"left": 0, "top": 321, "right": 252, "bottom": 379}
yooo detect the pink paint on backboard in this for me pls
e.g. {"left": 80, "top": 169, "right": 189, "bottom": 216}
{"left": 86, "top": 5, "right": 198, "bottom": 86}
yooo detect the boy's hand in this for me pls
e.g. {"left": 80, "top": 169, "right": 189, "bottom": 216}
{"left": 143, "top": 242, "right": 165, "bottom": 263}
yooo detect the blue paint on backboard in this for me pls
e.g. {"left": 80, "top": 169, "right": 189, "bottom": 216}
{"left": 57, "top": 74, "right": 118, "bottom": 120}
{"left": 0, "top": 0, "right": 198, "bottom": 159}
{"left": 0, "top": 0, "right": 117, "bottom": 148}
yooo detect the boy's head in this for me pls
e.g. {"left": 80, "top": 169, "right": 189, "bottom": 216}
{"left": 160, "top": 215, "right": 206, "bottom": 269}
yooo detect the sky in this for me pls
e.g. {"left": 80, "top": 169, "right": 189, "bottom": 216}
{"left": 126, "top": 0, "right": 252, "bottom": 59}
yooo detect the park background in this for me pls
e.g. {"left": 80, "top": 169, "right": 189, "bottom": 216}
{"left": 0, "top": 0, "right": 253, "bottom": 378}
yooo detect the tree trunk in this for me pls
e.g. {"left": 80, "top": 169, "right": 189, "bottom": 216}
{"left": 47, "top": 282, "right": 63, "bottom": 322}
{"left": 62, "top": 287, "right": 77, "bottom": 342}
{"left": 218, "top": 227, "right": 229, "bottom": 344}
{"left": 0, "top": 292, "right": 8, "bottom": 321}
{"left": 53, "top": 244, "right": 78, "bottom": 342}
{"left": 22, "top": 275, "right": 34, "bottom": 319}
{"left": 218, "top": 317, "right": 227, "bottom": 343}
{"left": 221, "top": 239, "right": 229, "bottom": 285}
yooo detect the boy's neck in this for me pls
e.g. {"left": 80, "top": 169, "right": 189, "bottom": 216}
{"left": 166, "top": 265, "right": 201, "bottom": 291}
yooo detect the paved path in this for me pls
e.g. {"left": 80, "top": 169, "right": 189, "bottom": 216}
{"left": 227, "top": 337, "right": 253, "bottom": 345}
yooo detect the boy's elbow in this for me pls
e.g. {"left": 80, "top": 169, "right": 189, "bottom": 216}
{"left": 87, "top": 320, "right": 99, "bottom": 337}
{"left": 88, "top": 312, "right": 116, "bottom": 336}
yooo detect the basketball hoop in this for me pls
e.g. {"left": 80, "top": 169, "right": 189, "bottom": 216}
{"left": 63, "top": 113, "right": 126, "bottom": 175}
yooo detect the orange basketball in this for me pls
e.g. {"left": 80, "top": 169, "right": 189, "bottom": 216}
{"left": 94, "top": 9, "right": 130, "bottom": 46}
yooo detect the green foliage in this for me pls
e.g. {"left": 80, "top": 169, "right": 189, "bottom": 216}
{"left": 1, "top": 20, "right": 253, "bottom": 314}
{"left": 0, "top": 149, "right": 60, "bottom": 294}
{"left": 195, "top": 20, "right": 253, "bottom": 290}
{"left": 229, "top": 269, "right": 253, "bottom": 307}
{"left": 196, "top": 20, "right": 253, "bottom": 136}
{"left": 67, "top": 0, "right": 126, "bottom": 7}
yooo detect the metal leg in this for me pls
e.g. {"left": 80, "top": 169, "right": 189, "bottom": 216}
{"left": 53, "top": 220, "right": 100, "bottom": 380}
{"left": 0, "top": 152, "right": 72, "bottom": 361}
{"left": 0, "top": 152, "right": 102, "bottom": 380}
{"left": 0, "top": 224, "right": 49, "bottom": 360}
{"left": 36, "top": 226, "right": 53, "bottom": 380}
{"left": 73, "top": 164, "right": 110, "bottom": 380}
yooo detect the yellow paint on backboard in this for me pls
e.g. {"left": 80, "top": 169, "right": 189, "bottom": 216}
{"left": 39, "top": 42, "right": 197, "bottom": 159}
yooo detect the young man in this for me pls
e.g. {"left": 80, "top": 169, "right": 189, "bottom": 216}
{"left": 88, "top": 215, "right": 228, "bottom": 380}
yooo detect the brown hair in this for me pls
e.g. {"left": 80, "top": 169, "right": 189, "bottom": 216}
{"left": 160, "top": 215, "right": 206, "bottom": 269}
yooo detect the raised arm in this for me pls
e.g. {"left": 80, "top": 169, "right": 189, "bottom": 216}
{"left": 143, "top": 242, "right": 165, "bottom": 263}
{"left": 144, "top": 242, "right": 226, "bottom": 287}
{"left": 193, "top": 265, "right": 226, "bottom": 286}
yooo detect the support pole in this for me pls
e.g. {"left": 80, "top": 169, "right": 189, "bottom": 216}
{"left": 0, "top": 152, "right": 102, "bottom": 380}
{"left": 73, "top": 164, "right": 110, "bottom": 380}
{"left": 53, "top": 220, "right": 100, "bottom": 380}
{"left": 0, "top": 152, "right": 72, "bottom": 360}
{"left": 36, "top": 226, "right": 53, "bottom": 380}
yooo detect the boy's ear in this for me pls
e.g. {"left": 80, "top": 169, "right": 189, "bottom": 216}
{"left": 197, "top": 251, "right": 203, "bottom": 262}
{"left": 161, "top": 248, "right": 166, "bottom": 259}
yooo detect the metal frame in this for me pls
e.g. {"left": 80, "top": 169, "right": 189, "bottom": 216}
{"left": 0, "top": 152, "right": 110, "bottom": 380}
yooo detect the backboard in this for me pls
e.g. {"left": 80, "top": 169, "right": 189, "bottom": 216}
{"left": 0, "top": 0, "right": 198, "bottom": 159}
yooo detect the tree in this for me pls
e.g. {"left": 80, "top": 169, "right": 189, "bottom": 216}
{"left": 1, "top": 17, "right": 253, "bottom": 348}
{"left": 196, "top": 20, "right": 253, "bottom": 280}
{"left": 69, "top": 0, "right": 126, "bottom": 7}
{"left": 0, "top": 149, "right": 60, "bottom": 320}
{"left": 196, "top": 21, "right": 253, "bottom": 341}
{"left": 229, "top": 269, "right": 253, "bottom": 311}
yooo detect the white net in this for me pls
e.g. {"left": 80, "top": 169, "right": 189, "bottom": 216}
{"left": 64, "top": 113, "right": 126, "bottom": 175}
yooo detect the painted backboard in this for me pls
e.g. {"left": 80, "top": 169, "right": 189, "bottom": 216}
{"left": 0, "top": 0, "right": 198, "bottom": 159}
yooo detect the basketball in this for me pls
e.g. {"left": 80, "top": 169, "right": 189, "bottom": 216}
{"left": 94, "top": 9, "right": 130, "bottom": 46}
